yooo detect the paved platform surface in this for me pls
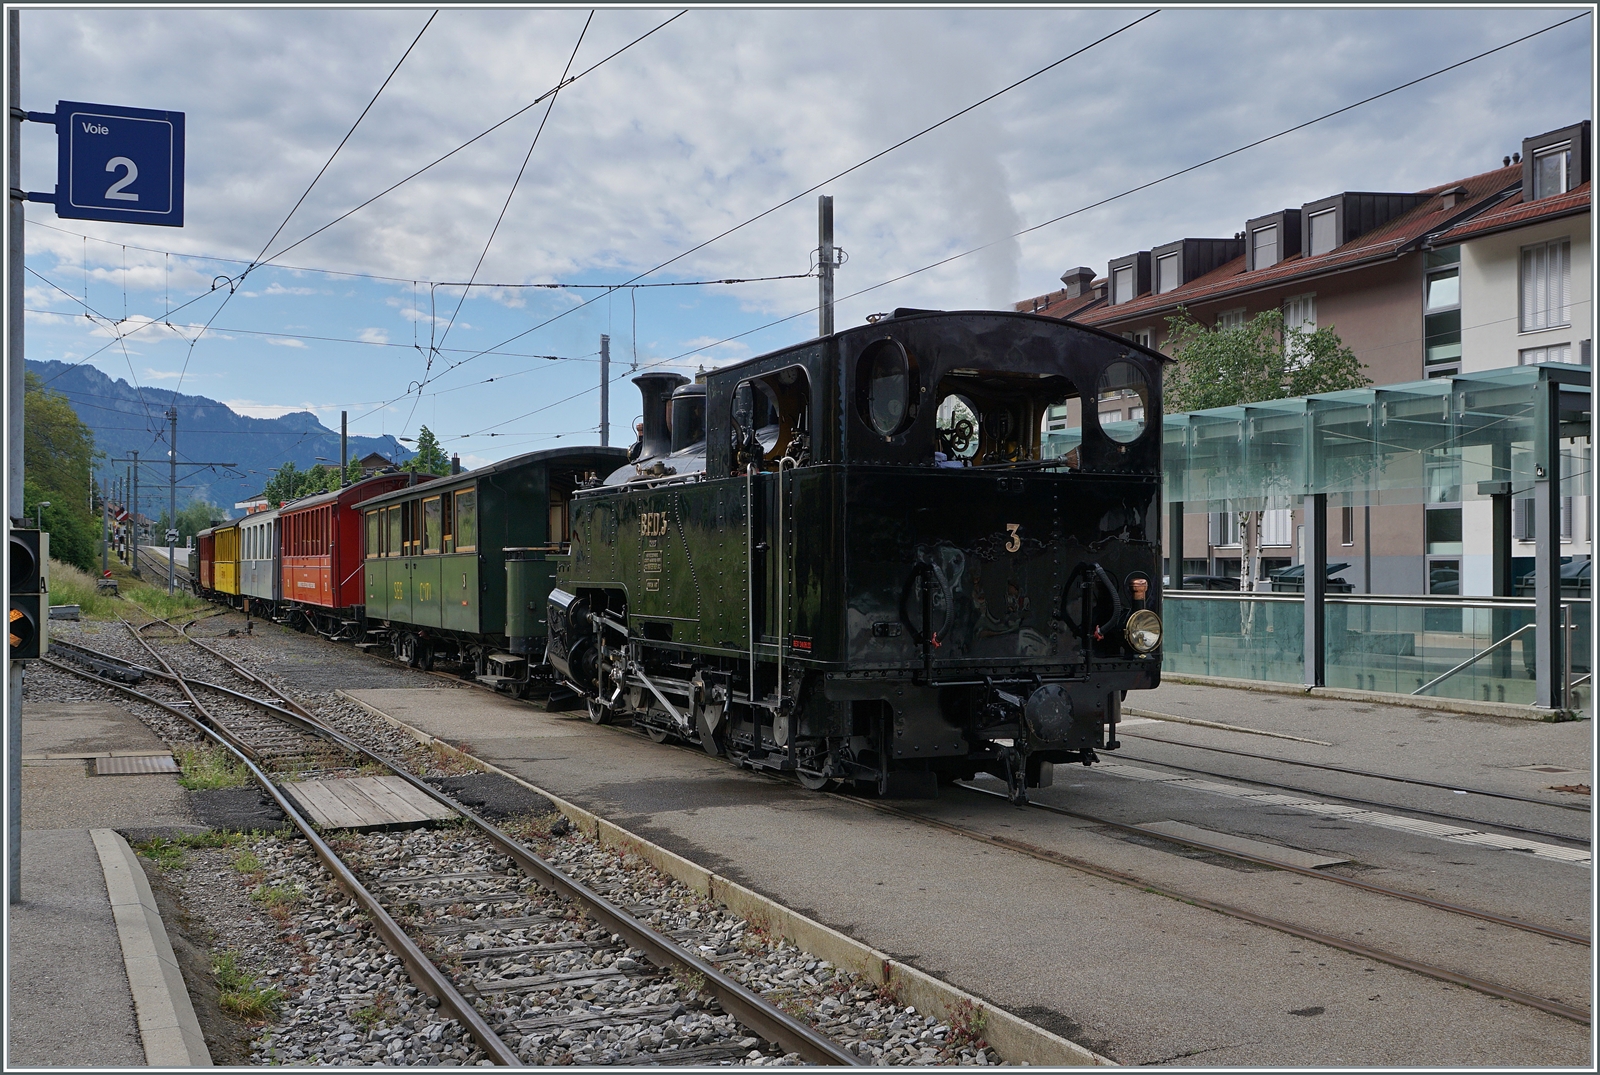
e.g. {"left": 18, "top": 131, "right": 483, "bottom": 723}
{"left": 349, "top": 684, "right": 1591, "bottom": 1067}
{"left": 8, "top": 700, "right": 201, "bottom": 1067}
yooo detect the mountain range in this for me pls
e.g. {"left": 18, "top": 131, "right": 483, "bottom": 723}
{"left": 27, "top": 359, "right": 415, "bottom": 519}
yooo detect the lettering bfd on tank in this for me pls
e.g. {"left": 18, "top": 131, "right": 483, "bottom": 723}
{"left": 640, "top": 511, "right": 669, "bottom": 537}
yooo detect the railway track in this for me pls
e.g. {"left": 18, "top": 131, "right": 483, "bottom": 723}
{"left": 44, "top": 617, "right": 865, "bottom": 1067}
{"left": 103, "top": 598, "right": 1591, "bottom": 1036}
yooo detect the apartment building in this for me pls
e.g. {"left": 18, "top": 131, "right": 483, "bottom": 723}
{"left": 1015, "top": 121, "right": 1592, "bottom": 595}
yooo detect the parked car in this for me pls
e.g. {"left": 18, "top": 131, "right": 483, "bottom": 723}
{"left": 1268, "top": 562, "right": 1356, "bottom": 593}
{"left": 1180, "top": 574, "right": 1241, "bottom": 591}
{"left": 1513, "top": 555, "right": 1590, "bottom": 597}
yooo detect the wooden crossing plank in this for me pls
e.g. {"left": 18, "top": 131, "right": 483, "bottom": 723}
{"left": 281, "top": 775, "right": 459, "bottom": 829}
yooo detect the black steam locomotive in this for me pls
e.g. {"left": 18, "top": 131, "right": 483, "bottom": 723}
{"left": 547, "top": 309, "right": 1165, "bottom": 802}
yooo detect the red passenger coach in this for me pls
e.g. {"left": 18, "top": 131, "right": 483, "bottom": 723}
{"left": 197, "top": 529, "right": 215, "bottom": 591}
{"left": 277, "top": 473, "right": 431, "bottom": 636}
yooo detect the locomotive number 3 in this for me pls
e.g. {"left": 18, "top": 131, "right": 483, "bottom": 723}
{"left": 1005, "top": 523, "right": 1021, "bottom": 553}
{"left": 641, "top": 511, "right": 670, "bottom": 537}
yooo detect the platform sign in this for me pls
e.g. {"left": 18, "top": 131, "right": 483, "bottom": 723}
{"left": 35, "top": 100, "right": 185, "bottom": 227}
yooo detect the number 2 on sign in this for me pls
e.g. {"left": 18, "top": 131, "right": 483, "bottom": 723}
{"left": 104, "top": 157, "right": 139, "bottom": 202}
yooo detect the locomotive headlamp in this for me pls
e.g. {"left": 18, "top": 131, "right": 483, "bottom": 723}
{"left": 1125, "top": 609, "right": 1162, "bottom": 653}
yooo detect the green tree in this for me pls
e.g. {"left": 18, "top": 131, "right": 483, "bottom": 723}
{"left": 1162, "top": 308, "right": 1371, "bottom": 594}
{"left": 1162, "top": 308, "right": 1370, "bottom": 414}
{"left": 23, "top": 372, "right": 99, "bottom": 571}
{"left": 345, "top": 452, "right": 364, "bottom": 486}
{"left": 261, "top": 461, "right": 340, "bottom": 505}
{"left": 402, "top": 426, "right": 451, "bottom": 476}
{"left": 174, "top": 499, "right": 226, "bottom": 542}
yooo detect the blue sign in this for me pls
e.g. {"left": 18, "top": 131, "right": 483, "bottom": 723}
{"left": 38, "top": 100, "right": 185, "bottom": 227}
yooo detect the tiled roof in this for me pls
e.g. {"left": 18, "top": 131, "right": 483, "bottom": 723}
{"left": 1072, "top": 164, "right": 1524, "bottom": 326}
{"left": 1431, "top": 182, "right": 1591, "bottom": 243}
{"left": 1032, "top": 288, "right": 1106, "bottom": 320}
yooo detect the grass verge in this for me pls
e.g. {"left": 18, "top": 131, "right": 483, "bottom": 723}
{"left": 176, "top": 745, "right": 251, "bottom": 790}
{"left": 213, "top": 951, "right": 285, "bottom": 1021}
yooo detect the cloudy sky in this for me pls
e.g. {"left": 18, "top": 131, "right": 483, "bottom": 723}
{"left": 18, "top": 5, "right": 1593, "bottom": 469}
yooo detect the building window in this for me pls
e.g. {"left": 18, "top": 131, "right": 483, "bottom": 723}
{"left": 1128, "top": 405, "right": 1145, "bottom": 423}
{"left": 1532, "top": 141, "right": 1572, "bottom": 199}
{"left": 1209, "top": 510, "right": 1240, "bottom": 547}
{"left": 1124, "top": 327, "right": 1153, "bottom": 348}
{"left": 1260, "top": 508, "right": 1292, "bottom": 547}
{"left": 1252, "top": 225, "right": 1278, "bottom": 270}
{"left": 1424, "top": 246, "right": 1461, "bottom": 365}
{"left": 1215, "top": 308, "right": 1245, "bottom": 331}
{"left": 1308, "top": 209, "right": 1337, "bottom": 256}
{"left": 1156, "top": 252, "right": 1180, "bottom": 294}
{"left": 1044, "top": 403, "right": 1070, "bottom": 432}
{"left": 1283, "top": 293, "right": 1316, "bottom": 365}
{"left": 1425, "top": 506, "right": 1463, "bottom": 555}
{"left": 1520, "top": 238, "right": 1571, "bottom": 331}
{"left": 1341, "top": 505, "right": 1354, "bottom": 546}
{"left": 1561, "top": 496, "right": 1574, "bottom": 540}
{"left": 1519, "top": 344, "right": 1573, "bottom": 365}
{"left": 1112, "top": 265, "right": 1134, "bottom": 304}
{"left": 1513, "top": 498, "right": 1532, "bottom": 542}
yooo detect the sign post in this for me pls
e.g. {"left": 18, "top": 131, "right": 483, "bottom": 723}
{"left": 23, "top": 99, "right": 185, "bottom": 226}
{"left": 8, "top": 12, "right": 187, "bottom": 905}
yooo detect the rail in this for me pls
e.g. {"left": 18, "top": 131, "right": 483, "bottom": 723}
{"left": 62, "top": 616, "right": 861, "bottom": 1066}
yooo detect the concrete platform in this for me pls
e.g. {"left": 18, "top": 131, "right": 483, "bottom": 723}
{"left": 9, "top": 699, "right": 211, "bottom": 1067}
{"left": 344, "top": 686, "right": 1591, "bottom": 1067}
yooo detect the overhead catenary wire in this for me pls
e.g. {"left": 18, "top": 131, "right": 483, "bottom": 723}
{"left": 389, "top": 9, "right": 1162, "bottom": 407}
{"left": 171, "top": 9, "right": 439, "bottom": 397}
{"left": 536, "top": 7, "right": 1594, "bottom": 407}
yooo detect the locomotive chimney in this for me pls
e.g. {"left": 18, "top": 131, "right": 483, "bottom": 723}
{"left": 634, "top": 372, "right": 688, "bottom": 461}
{"left": 451, "top": 453, "right": 461, "bottom": 475}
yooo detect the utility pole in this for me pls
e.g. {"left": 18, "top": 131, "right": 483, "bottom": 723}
{"left": 101, "top": 480, "right": 109, "bottom": 574}
{"left": 130, "top": 449, "right": 140, "bottom": 577}
{"left": 599, "top": 334, "right": 610, "bottom": 448}
{"left": 7, "top": 7, "right": 24, "bottom": 905}
{"left": 818, "top": 195, "right": 834, "bottom": 338}
{"left": 167, "top": 407, "right": 178, "bottom": 593}
{"left": 340, "top": 410, "right": 349, "bottom": 488}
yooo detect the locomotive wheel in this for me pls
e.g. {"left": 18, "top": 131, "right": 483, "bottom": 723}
{"left": 645, "top": 725, "right": 670, "bottom": 743}
{"left": 586, "top": 698, "right": 610, "bottom": 725}
{"left": 796, "top": 770, "right": 835, "bottom": 791}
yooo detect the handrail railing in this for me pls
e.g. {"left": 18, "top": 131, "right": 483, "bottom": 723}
{"left": 1166, "top": 591, "right": 1588, "bottom": 611}
{"left": 1411, "top": 623, "right": 1537, "bottom": 696}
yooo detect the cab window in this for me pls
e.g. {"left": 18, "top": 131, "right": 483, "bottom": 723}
{"left": 932, "top": 370, "right": 1078, "bottom": 467}
{"left": 732, "top": 365, "right": 811, "bottom": 470}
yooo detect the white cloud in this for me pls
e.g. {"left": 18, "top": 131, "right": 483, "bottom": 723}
{"left": 262, "top": 282, "right": 319, "bottom": 296}
{"left": 266, "top": 337, "right": 308, "bottom": 348}
{"left": 143, "top": 368, "right": 187, "bottom": 380}
{"left": 358, "top": 327, "right": 389, "bottom": 344}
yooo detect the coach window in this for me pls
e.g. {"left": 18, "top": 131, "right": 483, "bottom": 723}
{"left": 385, "top": 506, "right": 402, "bottom": 558}
{"left": 455, "top": 490, "right": 478, "bottom": 552}
{"left": 365, "top": 511, "right": 380, "bottom": 559}
{"left": 442, "top": 492, "right": 455, "bottom": 554}
{"left": 423, "top": 496, "right": 443, "bottom": 554}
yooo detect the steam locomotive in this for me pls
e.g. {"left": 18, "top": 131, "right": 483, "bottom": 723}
{"left": 546, "top": 309, "right": 1165, "bottom": 802}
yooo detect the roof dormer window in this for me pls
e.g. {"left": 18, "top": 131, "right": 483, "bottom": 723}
{"left": 1532, "top": 142, "right": 1571, "bottom": 199}
{"left": 1252, "top": 224, "right": 1279, "bottom": 270}
{"left": 1106, "top": 251, "right": 1150, "bottom": 305}
{"left": 1156, "top": 252, "right": 1180, "bottom": 294}
{"left": 1113, "top": 265, "right": 1134, "bottom": 303}
{"left": 1308, "top": 208, "right": 1338, "bottom": 256}
{"left": 1521, "top": 121, "right": 1590, "bottom": 201}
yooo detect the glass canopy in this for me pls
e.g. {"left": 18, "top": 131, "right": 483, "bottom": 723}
{"left": 1044, "top": 364, "right": 1591, "bottom": 510}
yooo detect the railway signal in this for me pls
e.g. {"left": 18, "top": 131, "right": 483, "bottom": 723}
{"left": 8, "top": 528, "right": 48, "bottom": 661}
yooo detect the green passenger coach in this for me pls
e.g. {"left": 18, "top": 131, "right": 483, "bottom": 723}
{"left": 358, "top": 446, "right": 626, "bottom": 681}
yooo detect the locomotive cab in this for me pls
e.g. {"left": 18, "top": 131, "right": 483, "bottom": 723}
{"left": 554, "top": 310, "right": 1165, "bottom": 803}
